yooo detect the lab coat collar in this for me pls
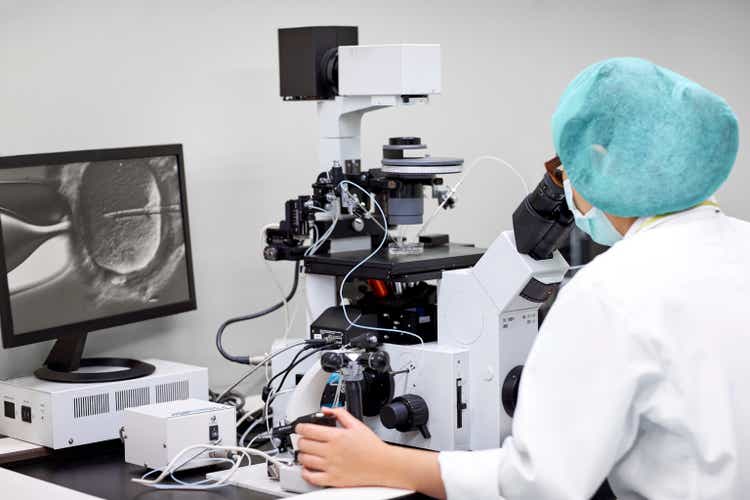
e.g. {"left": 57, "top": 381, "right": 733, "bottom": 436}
{"left": 624, "top": 198, "right": 721, "bottom": 239}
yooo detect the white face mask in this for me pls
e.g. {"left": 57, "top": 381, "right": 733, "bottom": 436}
{"left": 563, "top": 179, "right": 623, "bottom": 247}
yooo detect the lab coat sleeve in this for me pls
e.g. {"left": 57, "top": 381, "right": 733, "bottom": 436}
{"left": 439, "top": 269, "right": 659, "bottom": 499}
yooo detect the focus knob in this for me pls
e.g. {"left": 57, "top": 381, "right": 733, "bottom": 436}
{"left": 502, "top": 365, "right": 524, "bottom": 417}
{"left": 379, "top": 394, "right": 430, "bottom": 439}
{"left": 388, "top": 137, "right": 421, "bottom": 146}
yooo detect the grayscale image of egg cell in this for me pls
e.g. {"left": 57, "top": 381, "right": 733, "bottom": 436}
{"left": 57, "top": 156, "right": 186, "bottom": 304}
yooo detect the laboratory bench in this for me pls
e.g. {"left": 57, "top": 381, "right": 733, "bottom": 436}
{"left": 2, "top": 439, "right": 425, "bottom": 500}
{"left": 2, "top": 438, "right": 615, "bottom": 499}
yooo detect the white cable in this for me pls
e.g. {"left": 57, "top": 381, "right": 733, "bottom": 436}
{"left": 418, "top": 155, "right": 530, "bottom": 237}
{"left": 337, "top": 180, "right": 424, "bottom": 345}
{"left": 215, "top": 340, "right": 308, "bottom": 402}
{"left": 306, "top": 203, "right": 340, "bottom": 256}
{"left": 168, "top": 458, "right": 235, "bottom": 486}
{"left": 133, "top": 444, "right": 282, "bottom": 490}
{"left": 238, "top": 416, "right": 271, "bottom": 447}
{"left": 279, "top": 263, "right": 305, "bottom": 343}
{"left": 263, "top": 387, "right": 295, "bottom": 453}
{"left": 235, "top": 410, "right": 256, "bottom": 429}
{"left": 247, "top": 431, "right": 271, "bottom": 449}
{"left": 261, "top": 223, "right": 291, "bottom": 331}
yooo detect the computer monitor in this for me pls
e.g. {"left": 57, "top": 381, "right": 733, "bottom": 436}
{"left": 0, "top": 144, "right": 196, "bottom": 383}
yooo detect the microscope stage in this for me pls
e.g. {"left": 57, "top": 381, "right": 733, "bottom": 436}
{"left": 304, "top": 243, "right": 484, "bottom": 281}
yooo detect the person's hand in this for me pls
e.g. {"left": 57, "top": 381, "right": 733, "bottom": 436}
{"left": 295, "top": 407, "right": 396, "bottom": 488}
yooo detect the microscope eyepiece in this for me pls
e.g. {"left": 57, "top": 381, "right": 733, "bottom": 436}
{"left": 512, "top": 170, "right": 574, "bottom": 260}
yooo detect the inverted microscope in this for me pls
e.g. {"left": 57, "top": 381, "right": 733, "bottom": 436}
{"left": 239, "top": 26, "right": 574, "bottom": 494}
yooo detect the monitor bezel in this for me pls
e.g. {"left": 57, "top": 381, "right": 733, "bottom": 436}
{"left": 0, "top": 144, "right": 197, "bottom": 348}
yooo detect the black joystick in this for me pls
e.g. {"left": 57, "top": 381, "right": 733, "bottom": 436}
{"left": 379, "top": 394, "right": 431, "bottom": 439}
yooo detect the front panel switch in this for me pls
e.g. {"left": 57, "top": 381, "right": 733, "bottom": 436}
{"left": 456, "top": 378, "right": 467, "bottom": 429}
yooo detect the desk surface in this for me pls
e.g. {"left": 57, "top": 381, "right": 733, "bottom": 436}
{"left": 3, "top": 439, "right": 615, "bottom": 500}
{"left": 3, "top": 440, "right": 425, "bottom": 500}
{"left": 3, "top": 441, "right": 427, "bottom": 500}
{"left": 4, "top": 440, "right": 273, "bottom": 500}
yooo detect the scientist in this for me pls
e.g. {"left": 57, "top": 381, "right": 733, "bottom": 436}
{"left": 295, "top": 57, "right": 749, "bottom": 499}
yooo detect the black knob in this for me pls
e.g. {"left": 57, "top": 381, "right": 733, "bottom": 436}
{"left": 320, "top": 352, "right": 346, "bottom": 373}
{"left": 379, "top": 394, "right": 430, "bottom": 439}
{"left": 389, "top": 137, "right": 421, "bottom": 146}
{"left": 359, "top": 351, "right": 390, "bottom": 373}
{"left": 502, "top": 365, "right": 524, "bottom": 417}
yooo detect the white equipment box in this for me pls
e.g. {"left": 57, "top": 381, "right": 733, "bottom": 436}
{"left": 0, "top": 359, "right": 208, "bottom": 449}
{"left": 123, "top": 398, "right": 235, "bottom": 471}
{"left": 338, "top": 44, "right": 441, "bottom": 96}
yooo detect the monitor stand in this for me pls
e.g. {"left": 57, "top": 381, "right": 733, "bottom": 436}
{"left": 33, "top": 332, "right": 156, "bottom": 383}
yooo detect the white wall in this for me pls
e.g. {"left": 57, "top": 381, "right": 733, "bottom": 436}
{"left": 0, "top": 0, "right": 747, "bottom": 392}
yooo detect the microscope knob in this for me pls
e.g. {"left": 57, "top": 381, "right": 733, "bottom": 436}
{"left": 379, "top": 394, "right": 431, "bottom": 439}
{"left": 388, "top": 137, "right": 421, "bottom": 146}
{"left": 501, "top": 365, "right": 524, "bottom": 417}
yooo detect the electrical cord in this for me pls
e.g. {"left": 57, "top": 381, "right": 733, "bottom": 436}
{"left": 306, "top": 202, "right": 340, "bottom": 256}
{"left": 266, "top": 343, "right": 333, "bottom": 397}
{"left": 214, "top": 339, "right": 310, "bottom": 402}
{"left": 337, "top": 180, "right": 424, "bottom": 345}
{"left": 133, "top": 444, "right": 282, "bottom": 490}
{"left": 215, "top": 263, "right": 301, "bottom": 364}
{"left": 238, "top": 416, "right": 271, "bottom": 447}
{"left": 208, "top": 389, "right": 246, "bottom": 410}
{"left": 418, "top": 155, "right": 530, "bottom": 237}
{"left": 259, "top": 344, "right": 336, "bottom": 452}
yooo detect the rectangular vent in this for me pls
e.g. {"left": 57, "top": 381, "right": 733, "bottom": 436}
{"left": 115, "top": 387, "right": 150, "bottom": 412}
{"left": 73, "top": 393, "right": 110, "bottom": 419}
{"left": 155, "top": 380, "right": 189, "bottom": 403}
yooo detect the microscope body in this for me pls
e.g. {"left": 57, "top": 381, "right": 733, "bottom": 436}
{"left": 273, "top": 231, "right": 567, "bottom": 453}
{"left": 259, "top": 26, "right": 572, "bottom": 494}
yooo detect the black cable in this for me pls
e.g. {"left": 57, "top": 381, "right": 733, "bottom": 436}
{"left": 264, "top": 344, "right": 335, "bottom": 402}
{"left": 215, "top": 262, "right": 301, "bottom": 364}
{"left": 270, "top": 343, "right": 321, "bottom": 393}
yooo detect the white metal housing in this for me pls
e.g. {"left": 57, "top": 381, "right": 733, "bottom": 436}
{"left": 123, "top": 398, "right": 235, "bottom": 471}
{"left": 0, "top": 359, "right": 208, "bottom": 449}
{"left": 338, "top": 44, "right": 442, "bottom": 96}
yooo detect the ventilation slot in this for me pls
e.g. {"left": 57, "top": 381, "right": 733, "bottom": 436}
{"left": 115, "top": 387, "right": 150, "bottom": 412}
{"left": 155, "top": 380, "right": 189, "bottom": 403}
{"left": 73, "top": 393, "right": 110, "bottom": 419}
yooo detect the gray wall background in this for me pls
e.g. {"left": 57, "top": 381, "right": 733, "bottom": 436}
{"left": 0, "top": 0, "right": 747, "bottom": 393}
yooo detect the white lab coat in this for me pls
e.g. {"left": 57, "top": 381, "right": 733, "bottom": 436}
{"left": 439, "top": 204, "right": 750, "bottom": 499}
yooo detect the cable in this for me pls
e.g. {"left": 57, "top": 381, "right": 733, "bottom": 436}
{"left": 215, "top": 263, "right": 301, "bottom": 364}
{"left": 209, "top": 389, "right": 246, "bottom": 410}
{"left": 247, "top": 431, "right": 271, "bottom": 449}
{"left": 266, "top": 344, "right": 332, "bottom": 396}
{"left": 133, "top": 444, "right": 282, "bottom": 490}
{"left": 306, "top": 202, "right": 340, "bottom": 256}
{"left": 239, "top": 416, "right": 271, "bottom": 447}
{"left": 337, "top": 180, "right": 424, "bottom": 345}
{"left": 418, "top": 155, "right": 530, "bottom": 238}
{"left": 235, "top": 406, "right": 262, "bottom": 428}
{"left": 215, "top": 339, "right": 308, "bottom": 402}
{"left": 140, "top": 457, "right": 236, "bottom": 489}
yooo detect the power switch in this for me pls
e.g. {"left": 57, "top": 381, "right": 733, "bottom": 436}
{"left": 209, "top": 424, "right": 219, "bottom": 441}
{"left": 456, "top": 378, "right": 467, "bottom": 429}
{"left": 21, "top": 405, "right": 32, "bottom": 423}
{"left": 4, "top": 401, "right": 15, "bottom": 419}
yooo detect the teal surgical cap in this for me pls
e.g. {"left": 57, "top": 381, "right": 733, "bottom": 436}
{"left": 552, "top": 57, "right": 739, "bottom": 217}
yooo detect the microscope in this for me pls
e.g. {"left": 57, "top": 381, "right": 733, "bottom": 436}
{"left": 243, "top": 26, "right": 574, "bottom": 494}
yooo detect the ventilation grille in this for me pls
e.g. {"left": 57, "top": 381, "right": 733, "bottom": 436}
{"left": 115, "top": 386, "right": 150, "bottom": 412}
{"left": 73, "top": 393, "right": 110, "bottom": 419}
{"left": 155, "top": 380, "right": 189, "bottom": 403}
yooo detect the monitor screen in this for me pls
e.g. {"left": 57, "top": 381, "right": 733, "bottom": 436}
{"left": 0, "top": 145, "right": 195, "bottom": 345}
